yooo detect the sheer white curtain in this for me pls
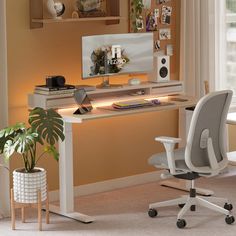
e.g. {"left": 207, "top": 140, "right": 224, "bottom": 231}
{"left": 214, "top": 1, "right": 227, "bottom": 92}
{"left": 0, "top": 0, "right": 10, "bottom": 218}
{"left": 180, "top": 0, "right": 223, "bottom": 98}
{"left": 179, "top": 0, "right": 223, "bottom": 144}
{"left": 178, "top": 0, "right": 225, "bottom": 191}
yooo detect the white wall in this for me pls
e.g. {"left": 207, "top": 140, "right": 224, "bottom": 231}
{"left": 0, "top": 0, "right": 10, "bottom": 217}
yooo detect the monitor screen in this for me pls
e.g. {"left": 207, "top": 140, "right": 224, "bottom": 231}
{"left": 82, "top": 33, "right": 154, "bottom": 79}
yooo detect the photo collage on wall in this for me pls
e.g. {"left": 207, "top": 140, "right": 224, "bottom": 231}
{"left": 130, "top": 0, "right": 174, "bottom": 55}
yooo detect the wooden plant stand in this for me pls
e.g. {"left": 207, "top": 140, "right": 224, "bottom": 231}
{"left": 10, "top": 188, "right": 49, "bottom": 231}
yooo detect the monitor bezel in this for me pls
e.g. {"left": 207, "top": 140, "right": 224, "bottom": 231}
{"left": 81, "top": 32, "right": 154, "bottom": 80}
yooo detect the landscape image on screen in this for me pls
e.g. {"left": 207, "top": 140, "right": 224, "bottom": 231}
{"left": 82, "top": 33, "right": 153, "bottom": 79}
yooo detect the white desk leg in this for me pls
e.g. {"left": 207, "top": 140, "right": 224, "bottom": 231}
{"left": 48, "top": 122, "right": 94, "bottom": 223}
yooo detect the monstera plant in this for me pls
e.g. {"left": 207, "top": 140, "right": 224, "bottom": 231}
{"left": 0, "top": 107, "right": 65, "bottom": 172}
{"left": 0, "top": 107, "right": 65, "bottom": 204}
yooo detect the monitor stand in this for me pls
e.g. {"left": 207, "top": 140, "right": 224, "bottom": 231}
{"left": 96, "top": 76, "right": 123, "bottom": 89}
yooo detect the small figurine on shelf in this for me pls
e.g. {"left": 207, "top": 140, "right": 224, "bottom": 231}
{"left": 46, "top": 0, "right": 65, "bottom": 19}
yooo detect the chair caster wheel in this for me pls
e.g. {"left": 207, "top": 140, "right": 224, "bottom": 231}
{"left": 224, "top": 203, "right": 233, "bottom": 211}
{"left": 225, "top": 215, "right": 235, "bottom": 225}
{"left": 148, "top": 208, "right": 158, "bottom": 218}
{"left": 178, "top": 204, "right": 185, "bottom": 208}
{"left": 190, "top": 205, "right": 196, "bottom": 211}
{"left": 176, "top": 219, "right": 187, "bottom": 228}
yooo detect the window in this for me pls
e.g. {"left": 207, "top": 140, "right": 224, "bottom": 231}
{"left": 226, "top": 0, "right": 236, "bottom": 94}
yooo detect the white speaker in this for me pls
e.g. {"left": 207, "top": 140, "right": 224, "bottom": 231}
{"left": 149, "top": 55, "right": 170, "bottom": 83}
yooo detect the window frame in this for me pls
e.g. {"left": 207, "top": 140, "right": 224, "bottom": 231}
{"left": 226, "top": 6, "right": 236, "bottom": 108}
{"left": 216, "top": 0, "right": 236, "bottom": 110}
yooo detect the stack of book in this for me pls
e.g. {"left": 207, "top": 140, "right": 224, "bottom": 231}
{"left": 34, "top": 85, "right": 76, "bottom": 96}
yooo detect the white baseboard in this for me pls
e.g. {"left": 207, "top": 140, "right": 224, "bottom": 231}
{"left": 49, "top": 170, "right": 162, "bottom": 202}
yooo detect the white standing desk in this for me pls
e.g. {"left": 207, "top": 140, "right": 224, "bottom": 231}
{"left": 50, "top": 95, "right": 196, "bottom": 223}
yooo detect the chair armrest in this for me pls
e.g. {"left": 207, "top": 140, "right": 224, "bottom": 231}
{"left": 207, "top": 137, "right": 220, "bottom": 174}
{"left": 154, "top": 136, "right": 182, "bottom": 175}
{"left": 155, "top": 136, "right": 182, "bottom": 144}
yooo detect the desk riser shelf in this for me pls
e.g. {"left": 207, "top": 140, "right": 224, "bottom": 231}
{"left": 85, "top": 80, "right": 182, "bottom": 95}
{"left": 28, "top": 81, "right": 183, "bottom": 109}
{"left": 89, "top": 85, "right": 183, "bottom": 105}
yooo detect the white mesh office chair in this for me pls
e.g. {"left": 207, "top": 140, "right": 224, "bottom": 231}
{"left": 148, "top": 90, "right": 235, "bottom": 228}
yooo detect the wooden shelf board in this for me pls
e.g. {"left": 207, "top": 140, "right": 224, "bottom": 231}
{"left": 32, "top": 16, "right": 125, "bottom": 24}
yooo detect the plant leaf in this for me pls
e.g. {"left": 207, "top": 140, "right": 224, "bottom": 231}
{"left": 14, "top": 130, "right": 38, "bottom": 154}
{"left": 3, "top": 140, "right": 15, "bottom": 160}
{"left": 0, "top": 123, "right": 26, "bottom": 154}
{"left": 45, "top": 145, "right": 59, "bottom": 161}
{"left": 29, "top": 107, "right": 65, "bottom": 146}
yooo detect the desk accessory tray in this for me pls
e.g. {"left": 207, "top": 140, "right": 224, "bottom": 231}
{"left": 112, "top": 99, "right": 157, "bottom": 109}
{"left": 97, "top": 102, "right": 175, "bottom": 112}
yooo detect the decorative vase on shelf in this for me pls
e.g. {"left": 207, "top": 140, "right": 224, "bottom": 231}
{"left": 46, "top": 0, "right": 65, "bottom": 19}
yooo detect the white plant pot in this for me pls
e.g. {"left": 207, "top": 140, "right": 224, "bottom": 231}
{"left": 13, "top": 167, "right": 47, "bottom": 204}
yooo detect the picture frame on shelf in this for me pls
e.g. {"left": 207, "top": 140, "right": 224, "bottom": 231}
{"left": 75, "top": 0, "right": 107, "bottom": 17}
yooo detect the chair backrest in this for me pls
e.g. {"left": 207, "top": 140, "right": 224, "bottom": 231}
{"left": 185, "top": 90, "right": 233, "bottom": 174}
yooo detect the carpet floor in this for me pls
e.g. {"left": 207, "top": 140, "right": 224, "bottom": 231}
{"left": 1, "top": 172, "right": 236, "bottom": 236}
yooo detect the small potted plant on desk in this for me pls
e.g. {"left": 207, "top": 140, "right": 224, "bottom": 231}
{"left": 0, "top": 107, "right": 65, "bottom": 230}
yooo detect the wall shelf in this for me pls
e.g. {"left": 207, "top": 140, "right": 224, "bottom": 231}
{"left": 30, "top": 0, "right": 122, "bottom": 29}
{"left": 32, "top": 16, "right": 125, "bottom": 24}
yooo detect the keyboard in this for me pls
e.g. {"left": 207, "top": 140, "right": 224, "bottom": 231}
{"left": 112, "top": 99, "right": 161, "bottom": 109}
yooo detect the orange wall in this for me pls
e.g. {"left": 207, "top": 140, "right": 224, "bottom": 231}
{"left": 6, "top": 0, "right": 180, "bottom": 190}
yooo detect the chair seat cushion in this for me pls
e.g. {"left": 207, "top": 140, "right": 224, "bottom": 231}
{"left": 148, "top": 148, "right": 190, "bottom": 171}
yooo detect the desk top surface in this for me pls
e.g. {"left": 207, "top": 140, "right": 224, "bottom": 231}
{"left": 58, "top": 95, "right": 197, "bottom": 124}
{"left": 227, "top": 112, "right": 236, "bottom": 125}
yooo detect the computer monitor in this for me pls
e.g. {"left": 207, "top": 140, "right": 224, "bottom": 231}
{"left": 81, "top": 33, "right": 154, "bottom": 88}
